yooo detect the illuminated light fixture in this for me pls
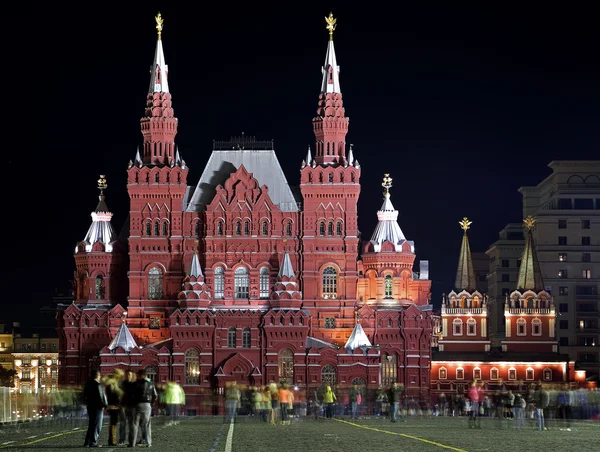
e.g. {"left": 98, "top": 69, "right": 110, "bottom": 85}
{"left": 14, "top": 360, "right": 22, "bottom": 367}
{"left": 46, "top": 359, "right": 52, "bottom": 367}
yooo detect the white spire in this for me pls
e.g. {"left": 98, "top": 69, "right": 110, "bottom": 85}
{"left": 78, "top": 176, "right": 117, "bottom": 253}
{"left": 278, "top": 252, "right": 295, "bottom": 278}
{"left": 306, "top": 145, "right": 312, "bottom": 165}
{"left": 188, "top": 253, "right": 203, "bottom": 278}
{"left": 134, "top": 146, "right": 142, "bottom": 167}
{"left": 369, "top": 175, "right": 411, "bottom": 253}
{"left": 108, "top": 321, "right": 138, "bottom": 352}
{"left": 175, "top": 147, "right": 182, "bottom": 165}
{"left": 348, "top": 145, "right": 354, "bottom": 166}
{"left": 344, "top": 323, "right": 372, "bottom": 351}
{"left": 320, "top": 39, "right": 341, "bottom": 94}
{"left": 149, "top": 30, "right": 169, "bottom": 93}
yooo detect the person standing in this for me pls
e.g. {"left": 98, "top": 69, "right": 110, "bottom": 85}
{"left": 83, "top": 369, "right": 108, "bottom": 448}
{"left": 103, "top": 369, "right": 125, "bottom": 446}
{"left": 129, "top": 369, "right": 158, "bottom": 448}
{"left": 388, "top": 383, "right": 401, "bottom": 422}
{"left": 349, "top": 385, "right": 360, "bottom": 420}
{"left": 535, "top": 384, "right": 549, "bottom": 431}
{"left": 279, "top": 383, "right": 291, "bottom": 425}
{"left": 468, "top": 382, "right": 481, "bottom": 429}
{"left": 225, "top": 381, "right": 241, "bottom": 423}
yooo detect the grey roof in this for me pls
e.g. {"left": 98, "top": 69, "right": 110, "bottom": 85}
{"left": 278, "top": 252, "right": 295, "bottom": 278}
{"left": 188, "top": 253, "right": 203, "bottom": 278}
{"left": 108, "top": 322, "right": 138, "bottom": 352}
{"left": 185, "top": 149, "right": 300, "bottom": 212}
{"left": 306, "top": 336, "right": 337, "bottom": 350}
{"left": 80, "top": 195, "right": 117, "bottom": 253}
{"left": 344, "top": 323, "right": 372, "bottom": 351}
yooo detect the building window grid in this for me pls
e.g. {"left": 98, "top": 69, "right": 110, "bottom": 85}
{"left": 456, "top": 368, "right": 464, "bottom": 380}
{"left": 526, "top": 368, "right": 535, "bottom": 381}
{"left": 508, "top": 368, "right": 517, "bottom": 381}
{"left": 185, "top": 350, "right": 200, "bottom": 384}
{"left": 439, "top": 367, "right": 447, "bottom": 380}
{"left": 382, "top": 354, "right": 397, "bottom": 387}
{"left": 278, "top": 349, "right": 294, "bottom": 384}
{"left": 321, "top": 364, "right": 337, "bottom": 387}
{"left": 234, "top": 267, "right": 250, "bottom": 299}
{"left": 148, "top": 267, "right": 163, "bottom": 300}
{"left": 384, "top": 275, "right": 393, "bottom": 299}
{"left": 532, "top": 319, "right": 542, "bottom": 336}
{"left": 259, "top": 267, "right": 270, "bottom": 299}
{"left": 467, "top": 319, "right": 476, "bottom": 336}
{"left": 473, "top": 368, "right": 482, "bottom": 380}
{"left": 228, "top": 328, "right": 237, "bottom": 348}
{"left": 242, "top": 327, "right": 251, "bottom": 348}
{"left": 213, "top": 267, "right": 224, "bottom": 299}
{"left": 322, "top": 266, "right": 338, "bottom": 299}
{"left": 559, "top": 253, "right": 567, "bottom": 262}
{"left": 490, "top": 368, "right": 499, "bottom": 380}
{"left": 517, "top": 318, "right": 526, "bottom": 336}
{"left": 452, "top": 319, "right": 463, "bottom": 336}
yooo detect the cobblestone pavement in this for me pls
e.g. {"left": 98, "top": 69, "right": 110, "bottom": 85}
{"left": 0, "top": 416, "right": 599, "bottom": 451}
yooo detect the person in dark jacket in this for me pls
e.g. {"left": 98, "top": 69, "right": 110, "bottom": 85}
{"left": 83, "top": 369, "right": 108, "bottom": 448}
{"left": 129, "top": 369, "right": 158, "bottom": 448}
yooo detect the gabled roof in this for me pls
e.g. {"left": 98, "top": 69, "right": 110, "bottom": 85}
{"left": 185, "top": 149, "right": 299, "bottom": 212}
{"left": 278, "top": 252, "right": 295, "bottom": 278}
{"left": 344, "top": 323, "right": 372, "bottom": 351}
{"left": 306, "top": 336, "right": 337, "bottom": 350}
{"left": 108, "top": 322, "right": 138, "bottom": 352}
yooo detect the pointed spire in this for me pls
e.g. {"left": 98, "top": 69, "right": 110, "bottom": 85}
{"left": 175, "top": 147, "right": 182, "bottom": 165}
{"left": 149, "top": 13, "right": 169, "bottom": 93}
{"left": 344, "top": 323, "right": 372, "bottom": 351}
{"left": 347, "top": 144, "right": 354, "bottom": 166}
{"left": 278, "top": 252, "right": 295, "bottom": 278}
{"left": 369, "top": 174, "right": 408, "bottom": 252}
{"left": 188, "top": 253, "right": 204, "bottom": 278}
{"left": 321, "top": 12, "right": 341, "bottom": 94}
{"left": 108, "top": 321, "right": 138, "bottom": 352}
{"left": 306, "top": 145, "right": 312, "bottom": 165}
{"left": 517, "top": 216, "right": 545, "bottom": 292}
{"left": 134, "top": 146, "right": 142, "bottom": 167}
{"left": 79, "top": 175, "right": 117, "bottom": 253}
{"left": 455, "top": 217, "right": 476, "bottom": 292}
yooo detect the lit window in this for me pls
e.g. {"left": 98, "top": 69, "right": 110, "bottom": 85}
{"left": 453, "top": 319, "right": 463, "bottom": 336}
{"left": 473, "top": 368, "right": 481, "bottom": 380}
{"left": 242, "top": 327, "right": 251, "bottom": 348}
{"left": 456, "top": 368, "right": 464, "bottom": 380}
{"left": 526, "top": 368, "right": 534, "bottom": 380}
{"left": 582, "top": 270, "right": 592, "bottom": 279}
{"left": 382, "top": 354, "right": 397, "bottom": 387}
{"left": 508, "top": 368, "right": 517, "bottom": 380}
{"left": 278, "top": 349, "right": 294, "bottom": 384}
{"left": 322, "top": 266, "right": 338, "bottom": 299}
{"left": 228, "top": 328, "right": 237, "bottom": 348}
{"left": 234, "top": 267, "right": 249, "bottom": 299}
{"left": 259, "top": 267, "right": 270, "bottom": 299}
{"left": 185, "top": 349, "right": 200, "bottom": 384}
{"left": 559, "top": 253, "right": 567, "bottom": 262}
{"left": 324, "top": 317, "right": 336, "bottom": 329}
{"left": 467, "top": 318, "right": 476, "bottom": 336}
{"left": 490, "top": 367, "right": 499, "bottom": 380}
{"left": 145, "top": 365, "right": 157, "bottom": 383}
{"left": 384, "top": 275, "right": 393, "bottom": 299}
{"left": 148, "top": 267, "right": 163, "bottom": 300}
{"left": 439, "top": 367, "right": 447, "bottom": 380}
{"left": 517, "top": 318, "right": 526, "bottom": 336}
{"left": 543, "top": 368, "right": 552, "bottom": 381}
{"left": 532, "top": 318, "right": 542, "bottom": 336}
{"left": 213, "top": 267, "right": 224, "bottom": 299}
{"left": 149, "top": 317, "right": 160, "bottom": 329}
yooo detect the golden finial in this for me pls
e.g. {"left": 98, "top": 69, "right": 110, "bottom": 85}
{"left": 523, "top": 215, "right": 536, "bottom": 230}
{"left": 459, "top": 217, "right": 472, "bottom": 232}
{"left": 382, "top": 173, "right": 393, "bottom": 195}
{"left": 325, "top": 12, "right": 337, "bottom": 40}
{"left": 98, "top": 175, "right": 107, "bottom": 194}
{"left": 155, "top": 12, "right": 164, "bottom": 40}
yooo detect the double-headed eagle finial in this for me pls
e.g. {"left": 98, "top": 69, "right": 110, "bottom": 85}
{"left": 325, "top": 12, "right": 337, "bottom": 40}
{"left": 523, "top": 215, "right": 536, "bottom": 230}
{"left": 382, "top": 173, "right": 393, "bottom": 195}
{"left": 98, "top": 175, "right": 107, "bottom": 194}
{"left": 155, "top": 12, "right": 164, "bottom": 40}
{"left": 459, "top": 217, "right": 472, "bottom": 232}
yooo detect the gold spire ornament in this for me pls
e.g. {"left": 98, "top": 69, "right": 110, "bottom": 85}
{"left": 459, "top": 217, "right": 472, "bottom": 232}
{"left": 325, "top": 12, "right": 337, "bottom": 40}
{"left": 382, "top": 173, "right": 393, "bottom": 195}
{"left": 98, "top": 175, "right": 107, "bottom": 194}
{"left": 523, "top": 215, "right": 536, "bottom": 230}
{"left": 155, "top": 12, "right": 164, "bottom": 40}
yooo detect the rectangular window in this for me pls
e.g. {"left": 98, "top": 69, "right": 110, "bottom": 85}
{"left": 473, "top": 368, "right": 481, "bottom": 380}
{"left": 577, "top": 303, "right": 597, "bottom": 312}
{"left": 582, "top": 220, "right": 591, "bottom": 229}
{"left": 558, "top": 219, "right": 568, "bottom": 229}
{"left": 559, "top": 303, "right": 568, "bottom": 313}
{"left": 508, "top": 369, "right": 517, "bottom": 380}
{"left": 558, "top": 199, "right": 572, "bottom": 209}
{"left": 456, "top": 368, "right": 464, "bottom": 380}
{"left": 22, "top": 370, "right": 30, "bottom": 380}
{"left": 41, "top": 344, "right": 46, "bottom": 351}
{"left": 559, "top": 286, "right": 568, "bottom": 296}
{"left": 324, "top": 317, "right": 336, "bottom": 329}
{"left": 559, "top": 253, "right": 567, "bottom": 262}
{"left": 502, "top": 259, "right": 509, "bottom": 268}
{"left": 559, "top": 337, "right": 569, "bottom": 346}
{"left": 467, "top": 323, "right": 476, "bottom": 336}
{"left": 576, "top": 286, "right": 597, "bottom": 295}
{"left": 574, "top": 199, "right": 594, "bottom": 210}
{"left": 558, "top": 236, "right": 567, "bottom": 245}
{"left": 501, "top": 274, "right": 510, "bottom": 282}
{"left": 582, "top": 236, "right": 591, "bottom": 245}
{"left": 558, "top": 269, "right": 568, "bottom": 279}
{"left": 559, "top": 320, "right": 568, "bottom": 329}
{"left": 582, "top": 253, "right": 591, "bottom": 262}
{"left": 490, "top": 368, "right": 498, "bottom": 380}
{"left": 578, "top": 337, "right": 597, "bottom": 347}
{"left": 578, "top": 353, "right": 598, "bottom": 363}
{"left": 517, "top": 259, "right": 522, "bottom": 268}
{"left": 526, "top": 369, "right": 534, "bottom": 380}
{"left": 582, "top": 270, "right": 592, "bottom": 279}
{"left": 149, "top": 317, "right": 160, "bottom": 329}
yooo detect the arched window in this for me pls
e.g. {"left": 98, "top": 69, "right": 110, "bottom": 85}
{"left": 384, "top": 275, "right": 393, "bottom": 299}
{"left": 154, "top": 222, "right": 160, "bottom": 236}
{"left": 439, "top": 367, "right": 447, "bottom": 380}
{"left": 508, "top": 367, "right": 517, "bottom": 380}
{"left": 473, "top": 367, "right": 482, "bottom": 380}
{"left": 322, "top": 266, "right": 338, "bottom": 299}
{"left": 328, "top": 173, "right": 333, "bottom": 183}
{"left": 336, "top": 222, "right": 342, "bottom": 236}
{"left": 216, "top": 221, "right": 223, "bottom": 236}
{"left": 195, "top": 222, "right": 201, "bottom": 237}
{"left": 146, "top": 222, "right": 151, "bottom": 236}
{"left": 242, "top": 327, "right": 251, "bottom": 348}
{"left": 490, "top": 367, "right": 499, "bottom": 380}
{"left": 262, "top": 221, "right": 268, "bottom": 236}
{"left": 244, "top": 220, "right": 250, "bottom": 236}
{"left": 228, "top": 327, "right": 237, "bottom": 348}
{"left": 154, "top": 173, "right": 159, "bottom": 183}
{"left": 279, "top": 349, "right": 294, "bottom": 384}
{"left": 213, "top": 267, "right": 224, "bottom": 299}
{"left": 185, "top": 349, "right": 200, "bottom": 384}
{"left": 467, "top": 318, "right": 477, "bottom": 336}
{"left": 259, "top": 267, "right": 270, "bottom": 299}
{"left": 162, "top": 222, "right": 168, "bottom": 236}
{"left": 235, "top": 221, "right": 241, "bottom": 236}
{"left": 95, "top": 275, "right": 104, "bottom": 299}
{"left": 319, "top": 222, "right": 325, "bottom": 236}
{"left": 321, "top": 364, "right": 336, "bottom": 387}
{"left": 148, "top": 267, "right": 163, "bottom": 300}
{"left": 382, "top": 353, "right": 397, "bottom": 387}
{"left": 456, "top": 367, "right": 464, "bottom": 380}
{"left": 526, "top": 367, "right": 534, "bottom": 381}
{"left": 517, "top": 318, "right": 526, "bottom": 336}
{"left": 234, "top": 267, "right": 249, "bottom": 299}
{"left": 145, "top": 365, "right": 158, "bottom": 383}
{"left": 532, "top": 318, "right": 542, "bottom": 336}
{"left": 473, "top": 295, "right": 479, "bottom": 308}
{"left": 286, "top": 222, "right": 292, "bottom": 236}
{"left": 452, "top": 318, "right": 463, "bottom": 336}
{"left": 327, "top": 222, "right": 333, "bottom": 236}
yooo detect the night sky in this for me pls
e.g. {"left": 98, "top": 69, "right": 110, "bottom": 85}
{"left": 5, "top": 3, "right": 599, "bottom": 329}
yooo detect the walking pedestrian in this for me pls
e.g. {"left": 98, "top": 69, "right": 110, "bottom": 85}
{"left": 129, "top": 368, "right": 158, "bottom": 448}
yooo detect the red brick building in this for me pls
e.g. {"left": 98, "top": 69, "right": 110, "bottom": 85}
{"left": 57, "top": 13, "right": 434, "bottom": 411}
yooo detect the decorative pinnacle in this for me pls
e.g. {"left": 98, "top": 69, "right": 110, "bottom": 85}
{"left": 523, "top": 215, "right": 536, "bottom": 230}
{"left": 459, "top": 217, "right": 472, "bottom": 232}
{"left": 97, "top": 175, "right": 107, "bottom": 194}
{"left": 155, "top": 12, "right": 164, "bottom": 40}
{"left": 325, "top": 12, "right": 337, "bottom": 40}
{"left": 382, "top": 173, "right": 392, "bottom": 195}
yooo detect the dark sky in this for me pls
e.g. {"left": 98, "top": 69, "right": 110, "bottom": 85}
{"left": 5, "top": 3, "right": 599, "bottom": 328}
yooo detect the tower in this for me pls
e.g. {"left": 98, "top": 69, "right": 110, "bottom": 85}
{"left": 503, "top": 216, "right": 557, "bottom": 353}
{"left": 126, "top": 13, "right": 189, "bottom": 339}
{"left": 439, "top": 218, "right": 489, "bottom": 352}
{"left": 74, "top": 175, "right": 124, "bottom": 304}
{"left": 301, "top": 13, "right": 361, "bottom": 309}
